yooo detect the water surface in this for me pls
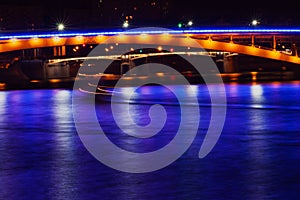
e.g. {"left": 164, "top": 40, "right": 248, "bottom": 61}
{"left": 0, "top": 82, "right": 300, "bottom": 199}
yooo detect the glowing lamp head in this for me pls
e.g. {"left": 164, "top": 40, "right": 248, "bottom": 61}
{"left": 251, "top": 20, "right": 259, "bottom": 26}
{"left": 57, "top": 23, "right": 65, "bottom": 31}
{"left": 123, "top": 21, "right": 129, "bottom": 28}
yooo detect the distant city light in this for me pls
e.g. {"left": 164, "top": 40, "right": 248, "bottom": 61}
{"left": 57, "top": 23, "right": 65, "bottom": 31}
{"left": 187, "top": 21, "right": 193, "bottom": 26}
{"left": 178, "top": 22, "right": 183, "bottom": 28}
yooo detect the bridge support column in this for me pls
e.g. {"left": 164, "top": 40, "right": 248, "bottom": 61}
{"left": 230, "top": 35, "right": 233, "bottom": 43}
{"left": 251, "top": 35, "right": 255, "bottom": 46}
{"left": 62, "top": 46, "right": 66, "bottom": 56}
{"left": 21, "top": 50, "right": 25, "bottom": 59}
{"left": 21, "top": 49, "right": 40, "bottom": 59}
{"left": 223, "top": 55, "right": 238, "bottom": 73}
{"left": 33, "top": 48, "right": 39, "bottom": 59}
{"left": 53, "top": 47, "right": 58, "bottom": 56}
{"left": 291, "top": 43, "right": 298, "bottom": 56}
{"left": 33, "top": 49, "right": 37, "bottom": 59}
{"left": 53, "top": 46, "right": 66, "bottom": 57}
{"left": 272, "top": 36, "right": 276, "bottom": 50}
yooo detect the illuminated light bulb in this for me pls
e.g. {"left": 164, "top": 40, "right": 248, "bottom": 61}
{"left": 251, "top": 20, "right": 259, "bottom": 26}
{"left": 123, "top": 21, "right": 129, "bottom": 28}
{"left": 57, "top": 23, "right": 65, "bottom": 31}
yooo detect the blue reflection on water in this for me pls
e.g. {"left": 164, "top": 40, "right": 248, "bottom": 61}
{"left": 0, "top": 82, "right": 300, "bottom": 199}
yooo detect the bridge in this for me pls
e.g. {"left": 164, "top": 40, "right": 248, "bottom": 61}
{"left": 1, "top": 28, "right": 300, "bottom": 63}
{"left": 1, "top": 27, "right": 300, "bottom": 86}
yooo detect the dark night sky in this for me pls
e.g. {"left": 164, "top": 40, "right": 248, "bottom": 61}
{"left": 170, "top": 1, "right": 300, "bottom": 26}
{"left": 1, "top": 0, "right": 300, "bottom": 28}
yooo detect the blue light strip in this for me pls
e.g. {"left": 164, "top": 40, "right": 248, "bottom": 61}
{"left": 183, "top": 28, "right": 300, "bottom": 34}
{"left": 1, "top": 28, "right": 300, "bottom": 40}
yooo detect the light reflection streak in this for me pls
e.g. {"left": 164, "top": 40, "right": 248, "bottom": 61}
{"left": 246, "top": 110, "right": 271, "bottom": 199}
{"left": 53, "top": 90, "right": 73, "bottom": 147}
{"left": 186, "top": 85, "right": 198, "bottom": 97}
{"left": 49, "top": 90, "right": 79, "bottom": 199}
{"left": 250, "top": 84, "right": 264, "bottom": 102}
{"left": 0, "top": 91, "right": 7, "bottom": 125}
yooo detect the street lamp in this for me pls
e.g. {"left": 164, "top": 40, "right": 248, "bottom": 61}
{"left": 57, "top": 23, "right": 65, "bottom": 31}
{"left": 251, "top": 19, "right": 259, "bottom": 26}
{"left": 123, "top": 21, "right": 129, "bottom": 28}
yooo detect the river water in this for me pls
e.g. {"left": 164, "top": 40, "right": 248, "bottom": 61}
{"left": 0, "top": 81, "right": 300, "bottom": 200}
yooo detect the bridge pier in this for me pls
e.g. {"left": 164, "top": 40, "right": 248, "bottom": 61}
{"left": 33, "top": 48, "right": 41, "bottom": 59}
{"left": 21, "top": 48, "right": 41, "bottom": 59}
{"left": 44, "top": 61, "right": 70, "bottom": 79}
{"left": 223, "top": 55, "right": 238, "bottom": 73}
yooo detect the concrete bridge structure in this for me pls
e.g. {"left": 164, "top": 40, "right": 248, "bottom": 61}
{"left": 1, "top": 27, "right": 300, "bottom": 86}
